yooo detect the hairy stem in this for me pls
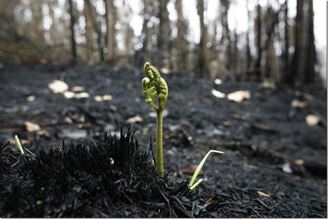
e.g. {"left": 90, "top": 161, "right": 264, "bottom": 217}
{"left": 156, "top": 110, "right": 164, "bottom": 176}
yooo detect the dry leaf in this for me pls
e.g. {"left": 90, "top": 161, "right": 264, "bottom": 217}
{"left": 211, "top": 89, "right": 226, "bottom": 98}
{"left": 110, "top": 105, "right": 117, "bottom": 111}
{"left": 126, "top": 115, "right": 143, "bottom": 123}
{"left": 48, "top": 80, "right": 68, "bottom": 94}
{"left": 27, "top": 95, "right": 35, "bottom": 102}
{"left": 94, "top": 95, "right": 103, "bottom": 102}
{"left": 257, "top": 191, "right": 271, "bottom": 198}
{"left": 227, "top": 90, "right": 251, "bottom": 102}
{"left": 282, "top": 163, "right": 292, "bottom": 174}
{"left": 291, "top": 99, "right": 306, "bottom": 108}
{"left": 260, "top": 80, "right": 276, "bottom": 89}
{"left": 74, "top": 92, "right": 90, "bottom": 99}
{"left": 305, "top": 114, "right": 320, "bottom": 127}
{"left": 94, "top": 94, "right": 112, "bottom": 102}
{"left": 293, "top": 159, "right": 304, "bottom": 166}
{"left": 251, "top": 123, "right": 275, "bottom": 133}
{"left": 63, "top": 91, "right": 75, "bottom": 99}
{"left": 160, "top": 67, "right": 170, "bottom": 74}
{"left": 180, "top": 165, "right": 198, "bottom": 175}
{"left": 72, "top": 86, "right": 84, "bottom": 92}
{"left": 214, "top": 78, "right": 222, "bottom": 85}
{"left": 25, "top": 121, "right": 41, "bottom": 132}
{"left": 102, "top": 95, "right": 112, "bottom": 101}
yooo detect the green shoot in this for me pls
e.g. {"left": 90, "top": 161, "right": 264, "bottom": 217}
{"left": 14, "top": 135, "right": 25, "bottom": 156}
{"left": 188, "top": 150, "right": 224, "bottom": 191}
{"left": 141, "top": 62, "right": 168, "bottom": 177}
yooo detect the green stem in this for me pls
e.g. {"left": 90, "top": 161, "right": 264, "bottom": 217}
{"left": 156, "top": 110, "right": 164, "bottom": 177}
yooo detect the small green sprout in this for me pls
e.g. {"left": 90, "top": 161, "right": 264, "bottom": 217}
{"left": 141, "top": 62, "right": 168, "bottom": 177}
{"left": 14, "top": 134, "right": 25, "bottom": 156}
{"left": 188, "top": 150, "right": 224, "bottom": 191}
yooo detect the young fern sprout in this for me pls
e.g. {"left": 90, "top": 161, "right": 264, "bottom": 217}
{"left": 141, "top": 62, "right": 168, "bottom": 177}
{"left": 14, "top": 134, "right": 25, "bottom": 156}
{"left": 188, "top": 150, "right": 224, "bottom": 191}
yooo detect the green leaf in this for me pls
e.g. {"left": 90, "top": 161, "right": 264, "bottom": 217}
{"left": 14, "top": 135, "right": 25, "bottom": 156}
{"left": 188, "top": 149, "right": 224, "bottom": 190}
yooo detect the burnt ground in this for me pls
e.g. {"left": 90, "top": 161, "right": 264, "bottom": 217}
{"left": 0, "top": 64, "right": 327, "bottom": 217}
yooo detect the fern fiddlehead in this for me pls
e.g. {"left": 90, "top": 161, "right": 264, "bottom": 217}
{"left": 141, "top": 62, "right": 168, "bottom": 176}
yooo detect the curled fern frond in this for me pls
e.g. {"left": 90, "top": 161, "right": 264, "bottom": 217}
{"left": 141, "top": 62, "right": 168, "bottom": 177}
{"left": 142, "top": 62, "right": 168, "bottom": 111}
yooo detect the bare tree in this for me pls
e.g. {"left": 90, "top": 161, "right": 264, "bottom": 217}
{"left": 245, "top": 0, "right": 251, "bottom": 70}
{"left": 290, "top": 0, "right": 304, "bottom": 85}
{"left": 174, "top": 0, "right": 189, "bottom": 70}
{"left": 254, "top": 1, "right": 262, "bottom": 80}
{"left": 303, "top": 0, "right": 316, "bottom": 83}
{"left": 157, "top": 0, "right": 170, "bottom": 68}
{"left": 104, "top": 0, "right": 117, "bottom": 63}
{"left": 197, "top": 0, "right": 208, "bottom": 76}
{"left": 138, "top": 0, "right": 158, "bottom": 65}
{"left": 84, "top": 0, "right": 95, "bottom": 63}
{"left": 282, "top": 0, "right": 289, "bottom": 81}
{"left": 219, "top": 0, "right": 232, "bottom": 72}
{"left": 68, "top": 0, "right": 77, "bottom": 63}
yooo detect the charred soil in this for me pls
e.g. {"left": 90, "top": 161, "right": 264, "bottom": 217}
{"left": 0, "top": 65, "right": 326, "bottom": 217}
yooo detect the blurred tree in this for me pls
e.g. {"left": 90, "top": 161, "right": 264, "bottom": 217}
{"left": 104, "top": 0, "right": 117, "bottom": 63}
{"left": 254, "top": 1, "right": 262, "bottom": 81}
{"left": 137, "top": 0, "right": 158, "bottom": 65}
{"left": 68, "top": 0, "right": 77, "bottom": 63}
{"left": 48, "top": 0, "right": 60, "bottom": 46}
{"left": 290, "top": 0, "right": 304, "bottom": 85}
{"left": 281, "top": 0, "right": 290, "bottom": 83}
{"left": 174, "top": 0, "right": 189, "bottom": 71}
{"left": 303, "top": 0, "right": 316, "bottom": 83}
{"left": 84, "top": 0, "right": 96, "bottom": 63}
{"left": 197, "top": 0, "right": 209, "bottom": 76}
{"left": 122, "top": 3, "right": 134, "bottom": 56}
{"left": 245, "top": 0, "right": 252, "bottom": 70}
{"left": 85, "top": 0, "right": 105, "bottom": 63}
{"left": 219, "top": 0, "right": 232, "bottom": 73}
{"left": 30, "top": 0, "right": 45, "bottom": 46}
{"left": 157, "top": 0, "right": 170, "bottom": 69}
{"left": 263, "top": 4, "right": 279, "bottom": 81}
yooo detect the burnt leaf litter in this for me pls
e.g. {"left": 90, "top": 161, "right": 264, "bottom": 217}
{"left": 0, "top": 65, "right": 327, "bottom": 217}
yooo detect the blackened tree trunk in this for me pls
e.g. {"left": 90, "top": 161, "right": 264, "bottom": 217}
{"left": 104, "top": 0, "right": 117, "bottom": 63}
{"left": 197, "top": 0, "right": 208, "bottom": 76}
{"left": 281, "top": 0, "right": 290, "bottom": 84}
{"left": 219, "top": 0, "right": 232, "bottom": 72}
{"left": 290, "top": 0, "right": 304, "bottom": 85}
{"left": 84, "top": 0, "right": 94, "bottom": 63}
{"left": 85, "top": 0, "right": 104, "bottom": 63}
{"left": 303, "top": 0, "right": 316, "bottom": 83}
{"left": 175, "top": 0, "right": 189, "bottom": 70}
{"left": 68, "top": 0, "right": 77, "bottom": 63}
{"left": 245, "top": 0, "right": 251, "bottom": 70}
{"left": 255, "top": 2, "right": 262, "bottom": 80}
{"left": 157, "top": 0, "right": 170, "bottom": 68}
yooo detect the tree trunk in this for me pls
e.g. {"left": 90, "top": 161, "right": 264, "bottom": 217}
{"left": 197, "top": 0, "right": 208, "bottom": 76}
{"left": 68, "top": 0, "right": 77, "bottom": 63}
{"left": 104, "top": 0, "right": 117, "bottom": 63}
{"left": 219, "top": 0, "right": 232, "bottom": 73}
{"left": 84, "top": 0, "right": 94, "bottom": 63}
{"left": 245, "top": 0, "right": 251, "bottom": 70}
{"left": 157, "top": 0, "right": 170, "bottom": 68}
{"left": 175, "top": 0, "right": 188, "bottom": 70}
{"left": 290, "top": 0, "right": 304, "bottom": 85}
{"left": 255, "top": 2, "right": 262, "bottom": 81}
{"left": 303, "top": 0, "right": 316, "bottom": 83}
{"left": 281, "top": 0, "right": 290, "bottom": 84}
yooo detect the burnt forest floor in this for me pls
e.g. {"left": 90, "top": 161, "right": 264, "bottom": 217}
{"left": 0, "top": 64, "right": 327, "bottom": 217}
